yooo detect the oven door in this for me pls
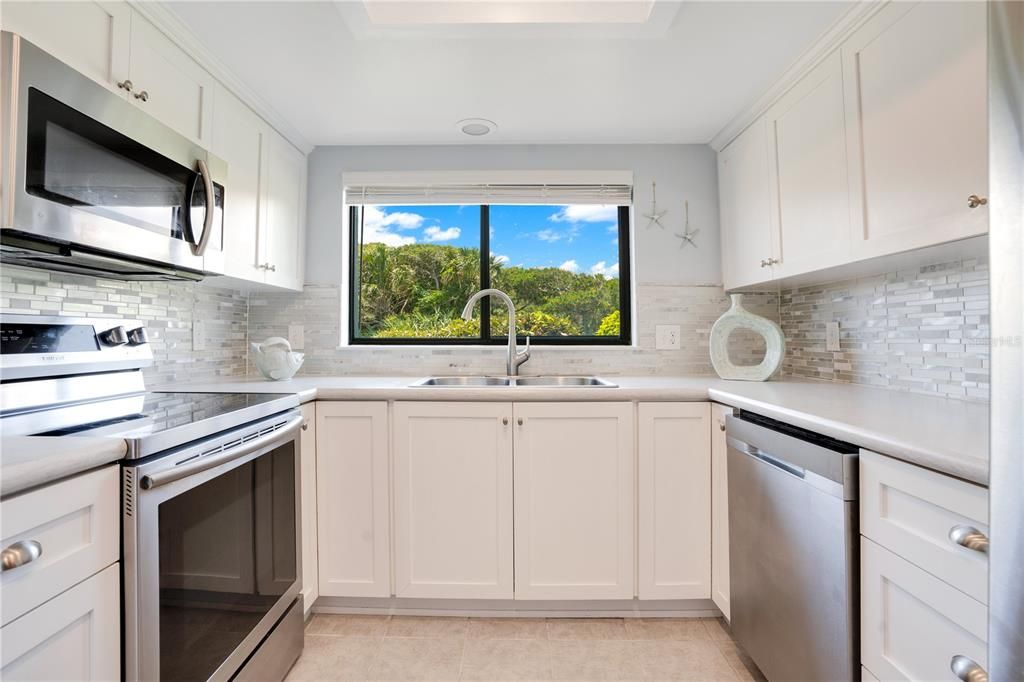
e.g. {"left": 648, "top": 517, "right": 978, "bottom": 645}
{"left": 123, "top": 411, "right": 303, "bottom": 682}
{"left": 1, "top": 32, "right": 225, "bottom": 277}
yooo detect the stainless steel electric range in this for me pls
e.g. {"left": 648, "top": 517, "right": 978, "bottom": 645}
{"left": 0, "top": 314, "right": 305, "bottom": 681}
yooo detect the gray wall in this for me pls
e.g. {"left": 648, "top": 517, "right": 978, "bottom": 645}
{"left": 304, "top": 144, "right": 722, "bottom": 287}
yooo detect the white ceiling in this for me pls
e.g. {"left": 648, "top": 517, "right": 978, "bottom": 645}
{"left": 165, "top": 1, "right": 851, "bottom": 147}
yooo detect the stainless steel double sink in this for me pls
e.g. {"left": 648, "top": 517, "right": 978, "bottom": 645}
{"left": 411, "top": 376, "right": 618, "bottom": 388}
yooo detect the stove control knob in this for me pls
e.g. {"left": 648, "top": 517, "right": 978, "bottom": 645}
{"left": 99, "top": 326, "right": 128, "bottom": 346}
{"left": 127, "top": 327, "right": 149, "bottom": 346}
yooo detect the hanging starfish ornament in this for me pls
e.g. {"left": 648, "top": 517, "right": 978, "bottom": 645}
{"left": 643, "top": 181, "right": 667, "bottom": 229}
{"left": 675, "top": 200, "right": 700, "bottom": 248}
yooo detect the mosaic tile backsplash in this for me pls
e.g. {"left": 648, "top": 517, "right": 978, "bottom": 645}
{"left": 1, "top": 255, "right": 991, "bottom": 402}
{"left": 779, "top": 257, "right": 990, "bottom": 401}
{"left": 0, "top": 265, "right": 249, "bottom": 386}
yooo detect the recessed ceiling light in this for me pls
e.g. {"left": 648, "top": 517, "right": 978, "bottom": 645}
{"left": 457, "top": 118, "right": 497, "bottom": 137}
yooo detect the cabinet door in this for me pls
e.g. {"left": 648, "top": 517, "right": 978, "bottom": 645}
{"left": 766, "top": 51, "right": 851, "bottom": 278}
{"left": 0, "top": 563, "right": 120, "bottom": 681}
{"left": 392, "top": 402, "right": 514, "bottom": 599}
{"left": 1, "top": 1, "right": 130, "bottom": 95}
{"left": 861, "top": 538, "right": 988, "bottom": 681}
{"left": 513, "top": 402, "right": 634, "bottom": 600}
{"left": 637, "top": 403, "right": 711, "bottom": 600}
{"left": 710, "top": 403, "right": 734, "bottom": 620}
{"left": 718, "top": 119, "right": 776, "bottom": 290}
{"left": 261, "top": 132, "right": 306, "bottom": 291}
{"left": 299, "top": 403, "right": 318, "bottom": 614}
{"left": 127, "top": 10, "right": 215, "bottom": 145}
{"left": 842, "top": 0, "right": 988, "bottom": 257}
{"left": 316, "top": 402, "right": 390, "bottom": 597}
{"left": 211, "top": 84, "right": 265, "bottom": 283}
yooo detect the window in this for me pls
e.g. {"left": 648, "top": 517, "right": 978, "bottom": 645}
{"left": 348, "top": 200, "right": 631, "bottom": 345}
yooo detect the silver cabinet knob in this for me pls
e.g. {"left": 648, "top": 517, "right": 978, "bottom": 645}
{"left": 502, "top": 417, "right": 509, "bottom": 426}
{"left": 302, "top": 420, "right": 309, "bottom": 431}
{"left": 517, "top": 417, "right": 524, "bottom": 426}
{"left": 2, "top": 540, "right": 42, "bottom": 571}
{"left": 760, "top": 259, "right": 769, "bottom": 268}
{"left": 951, "top": 655, "right": 988, "bottom": 682}
{"left": 117, "top": 79, "right": 133, "bottom": 92}
{"left": 133, "top": 90, "right": 149, "bottom": 102}
{"left": 949, "top": 525, "right": 989, "bottom": 554}
{"left": 967, "top": 195, "right": 988, "bottom": 209}
{"left": 99, "top": 326, "right": 128, "bottom": 346}
{"left": 127, "top": 327, "right": 149, "bottom": 346}
{"left": 719, "top": 420, "right": 726, "bottom": 432}
{"left": 260, "top": 263, "right": 277, "bottom": 272}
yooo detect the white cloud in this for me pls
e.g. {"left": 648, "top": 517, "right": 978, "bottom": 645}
{"left": 550, "top": 204, "right": 618, "bottom": 223}
{"left": 536, "top": 224, "right": 581, "bottom": 243}
{"left": 361, "top": 206, "right": 417, "bottom": 247}
{"left": 492, "top": 253, "right": 510, "bottom": 265}
{"left": 537, "top": 229, "right": 561, "bottom": 242}
{"left": 559, "top": 260, "right": 580, "bottom": 273}
{"left": 424, "top": 226, "right": 461, "bottom": 242}
{"left": 590, "top": 261, "right": 620, "bottom": 278}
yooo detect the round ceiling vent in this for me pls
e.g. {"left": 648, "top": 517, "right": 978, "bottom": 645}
{"left": 457, "top": 118, "right": 497, "bottom": 137}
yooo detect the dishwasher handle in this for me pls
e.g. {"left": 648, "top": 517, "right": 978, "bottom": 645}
{"left": 728, "top": 437, "right": 806, "bottom": 479}
{"left": 728, "top": 434, "right": 849, "bottom": 499}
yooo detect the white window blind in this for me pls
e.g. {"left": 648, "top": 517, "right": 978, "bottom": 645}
{"left": 343, "top": 171, "right": 633, "bottom": 206}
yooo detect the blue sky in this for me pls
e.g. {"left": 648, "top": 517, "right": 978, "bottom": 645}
{"left": 361, "top": 204, "right": 621, "bottom": 278}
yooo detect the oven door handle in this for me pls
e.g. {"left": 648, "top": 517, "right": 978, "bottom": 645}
{"left": 140, "top": 415, "right": 303, "bottom": 490}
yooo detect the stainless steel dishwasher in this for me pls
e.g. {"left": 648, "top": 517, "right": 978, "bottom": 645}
{"left": 726, "top": 411, "right": 860, "bottom": 682}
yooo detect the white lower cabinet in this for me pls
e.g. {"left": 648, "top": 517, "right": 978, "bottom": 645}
{"left": 637, "top": 402, "right": 711, "bottom": 600}
{"left": 861, "top": 538, "right": 987, "bottom": 682}
{"left": 0, "top": 563, "right": 120, "bottom": 681}
{"left": 392, "top": 402, "right": 514, "bottom": 599}
{"left": 316, "top": 402, "right": 391, "bottom": 597}
{"left": 513, "top": 402, "right": 634, "bottom": 600}
{"left": 299, "top": 403, "right": 318, "bottom": 612}
{"left": 710, "top": 403, "right": 733, "bottom": 619}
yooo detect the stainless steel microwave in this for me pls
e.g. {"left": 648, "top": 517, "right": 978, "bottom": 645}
{"left": 0, "top": 32, "right": 226, "bottom": 280}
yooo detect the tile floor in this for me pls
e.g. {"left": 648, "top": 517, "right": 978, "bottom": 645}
{"left": 286, "top": 615, "right": 768, "bottom": 681}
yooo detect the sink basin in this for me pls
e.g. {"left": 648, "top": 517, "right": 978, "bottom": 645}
{"left": 409, "top": 376, "right": 617, "bottom": 388}
{"left": 411, "top": 376, "right": 512, "bottom": 387}
{"left": 514, "top": 376, "right": 618, "bottom": 387}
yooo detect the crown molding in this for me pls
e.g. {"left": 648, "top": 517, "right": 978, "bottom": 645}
{"left": 709, "top": 0, "right": 888, "bottom": 152}
{"left": 129, "top": 1, "right": 314, "bottom": 154}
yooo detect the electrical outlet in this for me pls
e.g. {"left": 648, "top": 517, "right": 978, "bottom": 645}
{"left": 656, "top": 324, "right": 681, "bottom": 350}
{"left": 193, "top": 320, "right": 207, "bottom": 351}
{"left": 826, "top": 321, "right": 841, "bottom": 352}
{"left": 288, "top": 324, "right": 305, "bottom": 350}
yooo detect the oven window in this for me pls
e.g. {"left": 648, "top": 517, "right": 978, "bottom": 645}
{"left": 157, "top": 444, "right": 297, "bottom": 681}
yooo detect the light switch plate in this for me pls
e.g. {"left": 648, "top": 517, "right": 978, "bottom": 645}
{"left": 193, "top": 319, "right": 207, "bottom": 351}
{"left": 826, "top": 322, "right": 841, "bottom": 352}
{"left": 288, "top": 324, "right": 305, "bottom": 350}
{"left": 656, "top": 324, "right": 681, "bottom": 350}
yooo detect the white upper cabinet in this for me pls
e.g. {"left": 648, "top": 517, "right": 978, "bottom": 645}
{"left": 718, "top": 119, "right": 776, "bottom": 290}
{"left": 637, "top": 403, "right": 711, "bottom": 600}
{"left": 766, "top": 51, "right": 851, "bottom": 277}
{"left": 261, "top": 133, "right": 307, "bottom": 291}
{"left": 392, "top": 402, "right": 514, "bottom": 600}
{"left": 842, "top": 0, "right": 988, "bottom": 257}
{"left": 211, "top": 84, "right": 265, "bottom": 281}
{"left": 1, "top": 1, "right": 131, "bottom": 95}
{"left": 126, "top": 10, "right": 215, "bottom": 146}
{"left": 513, "top": 402, "right": 634, "bottom": 600}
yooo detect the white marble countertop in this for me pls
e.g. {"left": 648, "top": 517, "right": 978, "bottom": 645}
{"left": 0, "top": 436, "right": 127, "bottom": 498}
{"left": 157, "top": 374, "right": 989, "bottom": 486}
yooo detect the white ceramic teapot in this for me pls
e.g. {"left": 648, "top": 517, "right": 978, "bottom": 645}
{"left": 250, "top": 336, "right": 305, "bottom": 381}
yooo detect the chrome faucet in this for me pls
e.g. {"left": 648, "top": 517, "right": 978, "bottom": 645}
{"left": 461, "top": 288, "right": 531, "bottom": 377}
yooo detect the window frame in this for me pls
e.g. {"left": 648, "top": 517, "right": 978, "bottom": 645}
{"left": 347, "top": 204, "right": 632, "bottom": 346}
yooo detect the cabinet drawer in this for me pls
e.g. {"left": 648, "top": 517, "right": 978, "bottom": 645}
{"left": 1, "top": 466, "right": 119, "bottom": 625}
{"left": 860, "top": 451, "right": 988, "bottom": 603}
{"left": 861, "top": 538, "right": 987, "bottom": 681}
{"left": 1, "top": 563, "right": 120, "bottom": 681}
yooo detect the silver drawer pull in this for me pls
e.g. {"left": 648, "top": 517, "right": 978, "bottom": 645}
{"left": 949, "top": 525, "right": 989, "bottom": 554}
{"left": 1, "top": 540, "right": 42, "bottom": 571}
{"left": 951, "top": 655, "right": 988, "bottom": 682}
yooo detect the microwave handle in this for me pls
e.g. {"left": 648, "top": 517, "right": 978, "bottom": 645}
{"left": 187, "top": 159, "right": 215, "bottom": 257}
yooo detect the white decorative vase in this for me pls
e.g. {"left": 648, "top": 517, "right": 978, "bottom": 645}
{"left": 709, "top": 294, "right": 785, "bottom": 381}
